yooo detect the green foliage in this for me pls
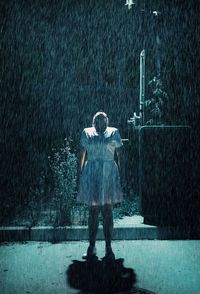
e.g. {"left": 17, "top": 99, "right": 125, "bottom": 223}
{"left": 145, "top": 77, "right": 169, "bottom": 125}
{"left": 113, "top": 196, "right": 140, "bottom": 220}
{"left": 49, "top": 139, "right": 77, "bottom": 226}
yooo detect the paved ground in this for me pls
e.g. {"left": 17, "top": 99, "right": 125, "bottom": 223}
{"left": 0, "top": 240, "right": 200, "bottom": 294}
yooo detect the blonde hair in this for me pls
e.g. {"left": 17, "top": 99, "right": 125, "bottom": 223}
{"left": 92, "top": 111, "right": 109, "bottom": 127}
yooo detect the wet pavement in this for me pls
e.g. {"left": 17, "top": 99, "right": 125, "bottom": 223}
{"left": 0, "top": 240, "right": 200, "bottom": 294}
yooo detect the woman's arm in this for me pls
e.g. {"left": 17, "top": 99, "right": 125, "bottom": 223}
{"left": 115, "top": 147, "right": 121, "bottom": 169}
{"left": 79, "top": 147, "right": 87, "bottom": 171}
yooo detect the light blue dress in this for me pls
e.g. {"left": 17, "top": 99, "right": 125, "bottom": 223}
{"left": 77, "top": 126, "right": 123, "bottom": 206}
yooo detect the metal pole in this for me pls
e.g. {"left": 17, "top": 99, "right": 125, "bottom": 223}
{"left": 140, "top": 49, "right": 145, "bottom": 126}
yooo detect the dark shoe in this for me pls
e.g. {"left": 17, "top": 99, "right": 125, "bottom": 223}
{"left": 105, "top": 246, "right": 115, "bottom": 260}
{"left": 82, "top": 245, "right": 97, "bottom": 260}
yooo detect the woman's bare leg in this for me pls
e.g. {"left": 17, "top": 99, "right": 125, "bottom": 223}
{"left": 102, "top": 204, "right": 113, "bottom": 247}
{"left": 88, "top": 205, "right": 100, "bottom": 247}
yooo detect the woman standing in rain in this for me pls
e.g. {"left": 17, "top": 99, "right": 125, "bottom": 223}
{"left": 77, "top": 111, "right": 124, "bottom": 260}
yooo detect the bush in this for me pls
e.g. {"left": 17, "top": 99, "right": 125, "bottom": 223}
{"left": 113, "top": 196, "right": 140, "bottom": 220}
{"left": 49, "top": 139, "right": 77, "bottom": 226}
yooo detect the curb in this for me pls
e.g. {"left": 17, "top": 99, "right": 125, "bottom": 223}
{"left": 0, "top": 224, "right": 192, "bottom": 242}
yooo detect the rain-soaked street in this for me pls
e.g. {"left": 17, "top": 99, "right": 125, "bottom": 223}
{"left": 1, "top": 240, "right": 200, "bottom": 294}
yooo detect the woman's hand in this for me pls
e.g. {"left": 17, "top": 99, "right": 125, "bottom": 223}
{"left": 79, "top": 148, "right": 86, "bottom": 170}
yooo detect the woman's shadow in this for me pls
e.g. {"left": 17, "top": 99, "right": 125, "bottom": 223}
{"left": 66, "top": 255, "right": 137, "bottom": 294}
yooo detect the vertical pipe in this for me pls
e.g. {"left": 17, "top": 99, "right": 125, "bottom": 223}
{"left": 140, "top": 49, "right": 145, "bottom": 126}
{"left": 138, "top": 127, "right": 142, "bottom": 214}
{"left": 139, "top": 50, "right": 145, "bottom": 212}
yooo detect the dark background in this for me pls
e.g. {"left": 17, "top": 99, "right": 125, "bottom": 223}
{"left": 0, "top": 0, "right": 199, "bottom": 223}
